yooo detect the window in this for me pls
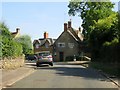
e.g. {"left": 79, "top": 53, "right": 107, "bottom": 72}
{"left": 58, "top": 43, "right": 65, "bottom": 47}
{"left": 45, "top": 43, "right": 49, "bottom": 48}
{"left": 68, "top": 43, "right": 74, "bottom": 48}
{"left": 35, "top": 44, "right": 39, "bottom": 49}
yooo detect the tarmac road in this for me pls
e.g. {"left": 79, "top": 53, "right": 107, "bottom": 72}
{"left": 5, "top": 62, "right": 118, "bottom": 88}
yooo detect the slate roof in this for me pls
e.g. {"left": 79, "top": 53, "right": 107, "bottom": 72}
{"left": 66, "top": 28, "right": 84, "bottom": 42}
{"left": 74, "top": 30, "right": 84, "bottom": 41}
{"left": 54, "top": 27, "right": 84, "bottom": 45}
{"left": 33, "top": 38, "right": 56, "bottom": 46}
{"left": 67, "top": 30, "right": 79, "bottom": 42}
{"left": 33, "top": 24, "right": 84, "bottom": 47}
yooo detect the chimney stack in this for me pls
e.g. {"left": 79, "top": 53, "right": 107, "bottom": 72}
{"left": 68, "top": 20, "right": 71, "bottom": 28}
{"left": 44, "top": 32, "right": 48, "bottom": 39}
{"left": 16, "top": 28, "right": 20, "bottom": 33}
{"left": 64, "top": 23, "right": 67, "bottom": 31}
{"left": 79, "top": 27, "right": 81, "bottom": 32}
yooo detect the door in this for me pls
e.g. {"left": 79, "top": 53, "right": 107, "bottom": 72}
{"left": 59, "top": 52, "right": 64, "bottom": 62}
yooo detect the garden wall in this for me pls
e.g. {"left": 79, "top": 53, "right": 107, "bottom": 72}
{"left": 0, "top": 56, "right": 25, "bottom": 69}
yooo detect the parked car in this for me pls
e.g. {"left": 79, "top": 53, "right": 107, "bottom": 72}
{"left": 36, "top": 51, "right": 53, "bottom": 67}
{"left": 25, "top": 54, "right": 37, "bottom": 61}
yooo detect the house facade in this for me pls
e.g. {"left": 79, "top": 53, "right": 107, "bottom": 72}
{"left": 33, "top": 32, "right": 56, "bottom": 54}
{"left": 53, "top": 20, "right": 84, "bottom": 62}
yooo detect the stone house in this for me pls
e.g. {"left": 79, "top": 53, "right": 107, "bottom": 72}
{"left": 33, "top": 32, "right": 56, "bottom": 54}
{"left": 53, "top": 20, "right": 84, "bottom": 62}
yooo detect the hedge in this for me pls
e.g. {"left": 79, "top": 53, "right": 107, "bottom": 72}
{"left": 0, "top": 22, "right": 23, "bottom": 59}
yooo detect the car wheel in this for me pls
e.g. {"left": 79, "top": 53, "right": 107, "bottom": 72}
{"left": 36, "top": 63, "right": 39, "bottom": 67}
{"left": 50, "top": 63, "right": 53, "bottom": 66}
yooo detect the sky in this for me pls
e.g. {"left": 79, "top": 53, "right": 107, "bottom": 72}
{"left": 1, "top": 0, "right": 119, "bottom": 42}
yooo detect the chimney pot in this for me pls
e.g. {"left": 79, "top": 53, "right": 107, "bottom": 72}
{"left": 68, "top": 20, "right": 71, "bottom": 28}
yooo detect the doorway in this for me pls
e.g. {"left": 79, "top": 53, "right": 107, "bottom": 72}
{"left": 59, "top": 52, "right": 64, "bottom": 62}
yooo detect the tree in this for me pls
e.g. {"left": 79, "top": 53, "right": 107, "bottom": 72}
{"left": 0, "top": 22, "right": 12, "bottom": 39}
{"left": 68, "top": 0, "right": 115, "bottom": 38}
{"left": 88, "top": 12, "right": 119, "bottom": 61}
{"left": 0, "top": 22, "right": 23, "bottom": 59}
{"left": 0, "top": 22, "right": 13, "bottom": 58}
{"left": 92, "top": 12, "right": 118, "bottom": 43}
{"left": 68, "top": 1, "right": 119, "bottom": 62}
{"left": 118, "top": 10, "right": 120, "bottom": 41}
{"left": 14, "top": 35, "right": 33, "bottom": 55}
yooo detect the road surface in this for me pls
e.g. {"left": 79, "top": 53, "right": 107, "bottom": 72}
{"left": 5, "top": 62, "right": 118, "bottom": 88}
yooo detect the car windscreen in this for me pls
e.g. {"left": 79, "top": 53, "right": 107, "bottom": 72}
{"left": 38, "top": 53, "right": 50, "bottom": 56}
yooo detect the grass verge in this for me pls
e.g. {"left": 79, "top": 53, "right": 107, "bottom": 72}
{"left": 82, "top": 62, "right": 120, "bottom": 78}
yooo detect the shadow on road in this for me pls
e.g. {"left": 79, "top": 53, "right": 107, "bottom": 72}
{"left": 35, "top": 64, "right": 108, "bottom": 81}
{"left": 25, "top": 62, "right": 50, "bottom": 68}
{"left": 24, "top": 61, "right": 109, "bottom": 81}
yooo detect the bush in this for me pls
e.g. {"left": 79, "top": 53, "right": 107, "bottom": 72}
{"left": 103, "top": 38, "right": 119, "bottom": 46}
{"left": 14, "top": 35, "right": 33, "bottom": 55}
{"left": 97, "top": 38, "right": 120, "bottom": 63}
{"left": 1, "top": 22, "right": 23, "bottom": 59}
{"left": 2, "top": 38, "right": 23, "bottom": 59}
{"left": 2, "top": 37, "right": 13, "bottom": 58}
{"left": 0, "top": 35, "right": 2, "bottom": 59}
{"left": 11, "top": 41, "right": 23, "bottom": 58}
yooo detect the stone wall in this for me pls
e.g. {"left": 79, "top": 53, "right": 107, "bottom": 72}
{"left": 0, "top": 56, "right": 25, "bottom": 69}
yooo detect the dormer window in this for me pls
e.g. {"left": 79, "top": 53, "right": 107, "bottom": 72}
{"left": 35, "top": 44, "right": 39, "bottom": 49}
